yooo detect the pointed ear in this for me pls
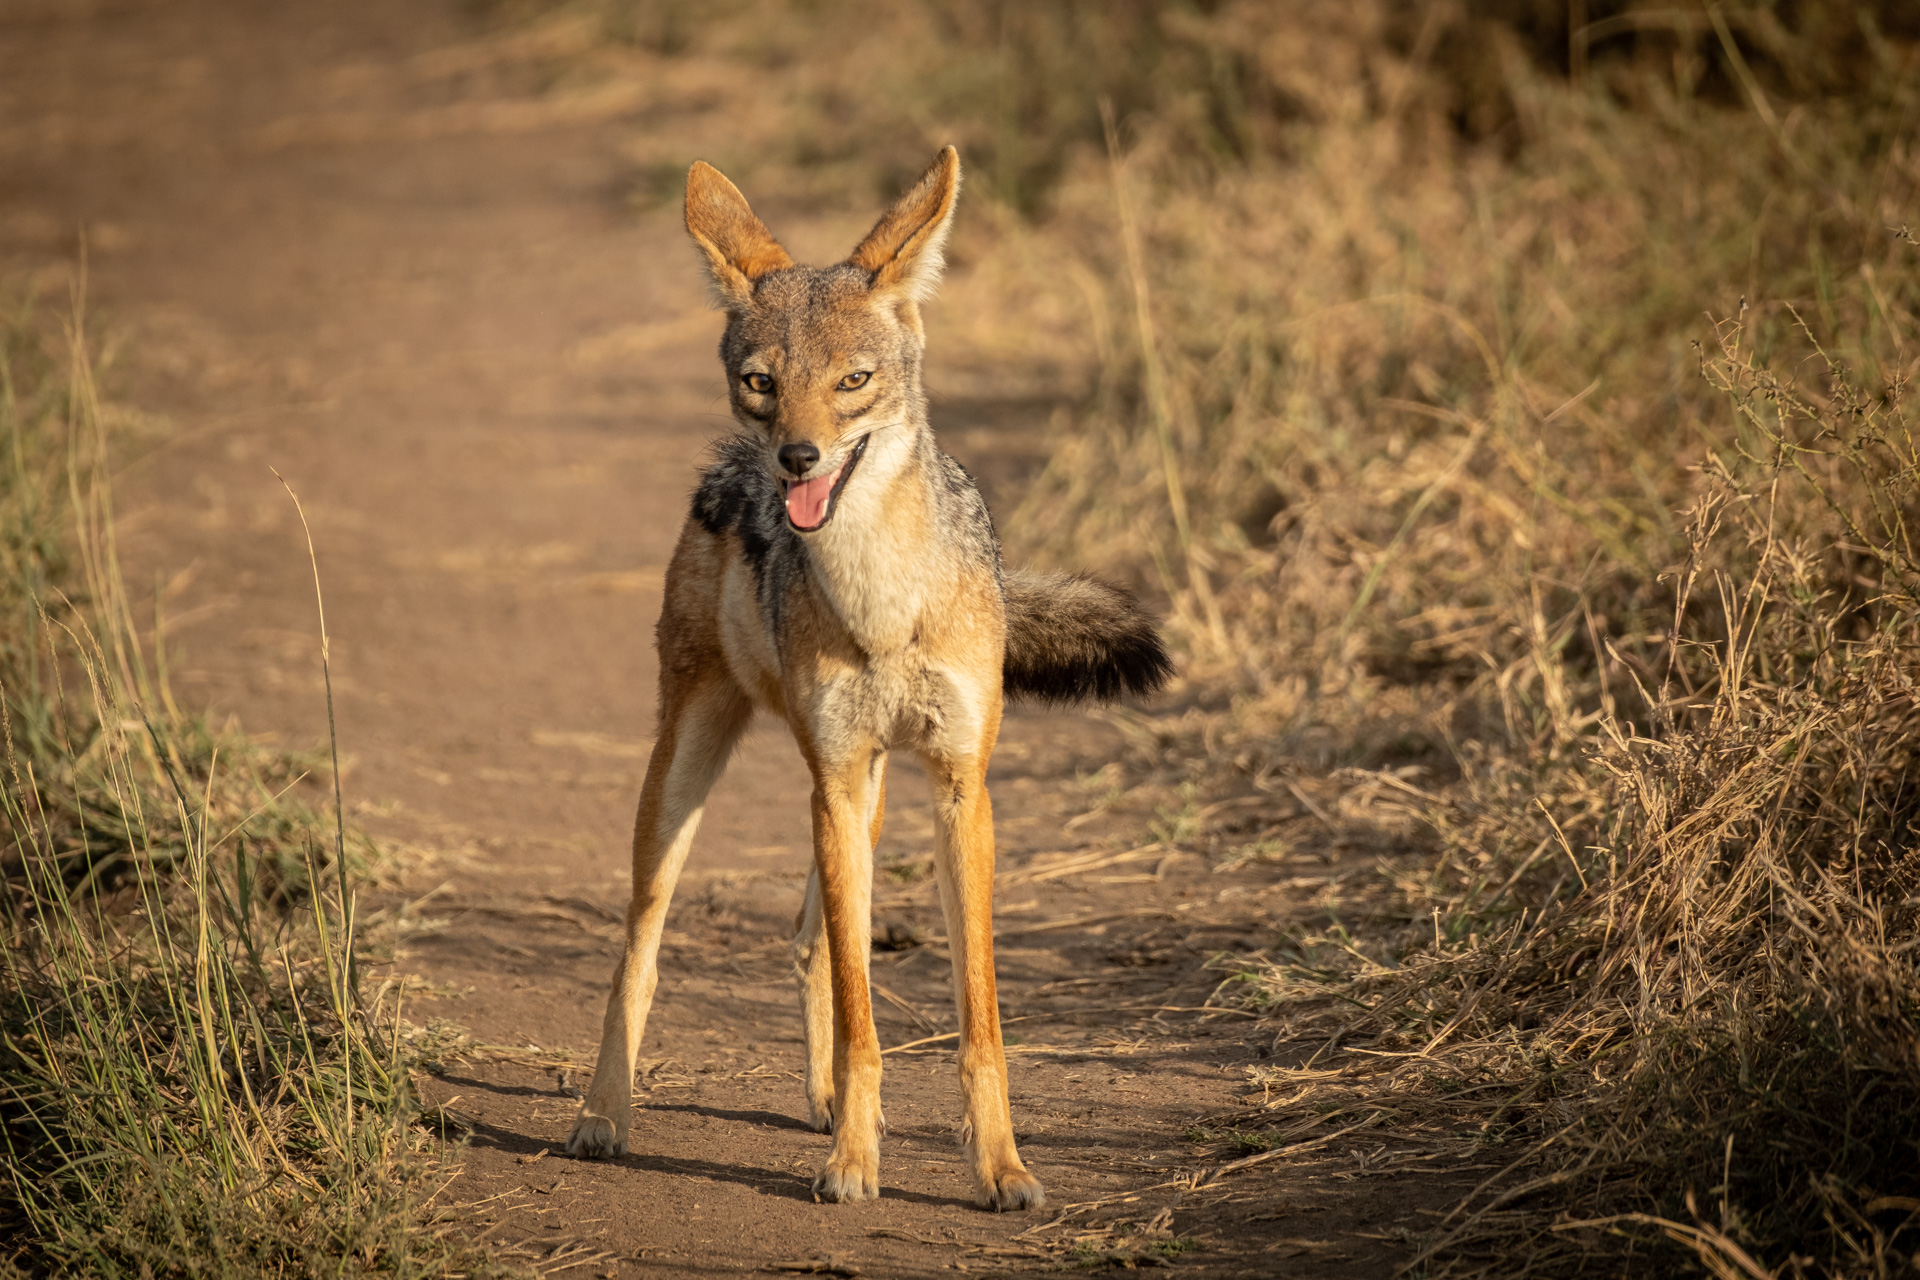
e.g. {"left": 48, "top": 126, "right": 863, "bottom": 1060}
{"left": 685, "top": 161, "right": 793, "bottom": 308}
{"left": 847, "top": 145, "right": 960, "bottom": 302}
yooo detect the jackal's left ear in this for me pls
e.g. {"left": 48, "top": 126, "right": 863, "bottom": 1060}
{"left": 848, "top": 145, "right": 961, "bottom": 306}
{"left": 685, "top": 161, "right": 794, "bottom": 308}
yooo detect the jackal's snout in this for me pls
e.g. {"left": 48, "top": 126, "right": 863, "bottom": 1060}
{"left": 778, "top": 434, "right": 867, "bottom": 533}
{"left": 777, "top": 442, "right": 820, "bottom": 476}
{"left": 777, "top": 436, "right": 852, "bottom": 533}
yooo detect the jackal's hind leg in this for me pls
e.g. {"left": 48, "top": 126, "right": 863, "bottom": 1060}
{"left": 793, "top": 867, "right": 835, "bottom": 1132}
{"left": 569, "top": 673, "right": 750, "bottom": 1159}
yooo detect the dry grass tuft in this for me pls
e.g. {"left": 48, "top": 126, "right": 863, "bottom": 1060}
{"left": 1230, "top": 328, "right": 1920, "bottom": 1272}
{"left": 0, "top": 295, "right": 516, "bottom": 1278}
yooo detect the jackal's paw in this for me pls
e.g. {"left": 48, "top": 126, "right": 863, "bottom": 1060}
{"left": 565, "top": 1111, "right": 627, "bottom": 1159}
{"left": 976, "top": 1167, "right": 1046, "bottom": 1213}
{"left": 812, "top": 1152, "right": 881, "bottom": 1203}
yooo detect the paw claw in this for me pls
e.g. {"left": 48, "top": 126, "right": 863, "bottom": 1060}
{"left": 977, "top": 1167, "right": 1046, "bottom": 1212}
{"left": 565, "top": 1113, "right": 627, "bottom": 1159}
{"left": 808, "top": 1095, "right": 835, "bottom": 1134}
{"left": 812, "top": 1155, "right": 880, "bottom": 1203}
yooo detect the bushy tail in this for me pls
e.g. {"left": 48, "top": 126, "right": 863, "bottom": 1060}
{"left": 1002, "top": 570, "right": 1173, "bottom": 704}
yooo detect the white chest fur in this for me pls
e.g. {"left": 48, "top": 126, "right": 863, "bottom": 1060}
{"left": 804, "top": 648, "right": 984, "bottom": 761}
{"left": 800, "top": 431, "right": 937, "bottom": 656}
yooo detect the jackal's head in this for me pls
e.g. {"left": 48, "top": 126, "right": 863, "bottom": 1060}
{"left": 685, "top": 147, "right": 959, "bottom": 533}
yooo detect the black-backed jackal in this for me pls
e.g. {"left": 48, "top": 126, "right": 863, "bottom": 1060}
{"left": 566, "top": 146, "right": 1170, "bottom": 1210}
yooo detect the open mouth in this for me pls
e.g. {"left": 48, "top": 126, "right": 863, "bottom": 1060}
{"left": 782, "top": 435, "right": 868, "bottom": 532}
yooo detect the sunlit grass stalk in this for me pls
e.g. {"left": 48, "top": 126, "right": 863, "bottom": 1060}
{"left": 0, "top": 290, "right": 505, "bottom": 1279}
{"left": 1100, "top": 99, "right": 1225, "bottom": 653}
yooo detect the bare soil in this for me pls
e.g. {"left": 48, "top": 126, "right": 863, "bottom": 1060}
{"left": 0, "top": 3, "right": 1483, "bottom": 1274}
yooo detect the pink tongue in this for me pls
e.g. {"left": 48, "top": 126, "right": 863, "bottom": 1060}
{"left": 785, "top": 462, "right": 844, "bottom": 530}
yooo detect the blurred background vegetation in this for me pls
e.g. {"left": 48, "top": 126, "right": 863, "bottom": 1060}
{"left": 469, "top": 1, "right": 1920, "bottom": 1273}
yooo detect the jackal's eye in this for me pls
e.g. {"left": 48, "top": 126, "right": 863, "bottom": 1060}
{"left": 742, "top": 372, "right": 774, "bottom": 394}
{"left": 838, "top": 371, "right": 872, "bottom": 391}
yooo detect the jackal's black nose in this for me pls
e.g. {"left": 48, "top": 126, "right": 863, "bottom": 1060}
{"left": 778, "top": 442, "right": 820, "bottom": 477}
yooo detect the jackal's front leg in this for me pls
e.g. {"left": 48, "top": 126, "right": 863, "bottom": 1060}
{"left": 806, "top": 752, "right": 886, "bottom": 1202}
{"left": 794, "top": 758, "right": 885, "bottom": 1134}
{"left": 929, "top": 755, "right": 1046, "bottom": 1211}
{"left": 568, "top": 675, "right": 749, "bottom": 1159}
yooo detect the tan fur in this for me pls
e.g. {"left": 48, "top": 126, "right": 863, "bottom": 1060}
{"left": 568, "top": 147, "right": 1046, "bottom": 1212}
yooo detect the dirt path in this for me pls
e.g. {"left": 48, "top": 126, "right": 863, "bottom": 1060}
{"left": 1, "top": 4, "right": 1476, "bottom": 1274}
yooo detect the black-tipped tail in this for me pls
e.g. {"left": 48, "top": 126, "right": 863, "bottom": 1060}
{"left": 1002, "top": 570, "right": 1173, "bottom": 704}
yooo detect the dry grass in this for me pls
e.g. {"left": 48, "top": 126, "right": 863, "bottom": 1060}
{"left": 0, "top": 295, "right": 517, "bottom": 1278}
{"left": 477, "top": 1, "right": 1920, "bottom": 1272}
{"left": 1224, "top": 323, "right": 1920, "bottom": 1275}
{"left": 999, "top": 12, "right": 1920, "bottom": 1274}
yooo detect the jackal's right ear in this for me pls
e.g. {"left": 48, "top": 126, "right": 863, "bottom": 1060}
{"left": 684, "top": 161, "right": 793, "bottom": 308}
{"left": 848, "top": 145, "right": 960, "bottom": 306}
